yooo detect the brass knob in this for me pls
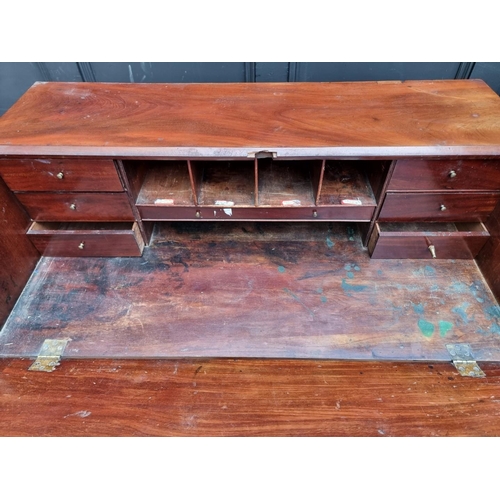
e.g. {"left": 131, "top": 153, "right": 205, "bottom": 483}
{"left": 428, "top": 245, "right": 436, "bottom": 258}
{"left": 313, "top": 210, "right": 318, "bottom": 218}
{"left": 440, "top": 204, "right": 446, "bottom": 211}
{"left": 448, "top": 170, "right": 457, "bottom": 178}
{"left": 78, "top": 242, "right": 85, "bottom": 250}
{"left": 70, "top": 203, "right": 77, "bottom": 210}
{"left": 195, "top": 211, "right": 201, "bottom": 218}
{"left": 57, "top": 172, "right": 64, "bottom": 179}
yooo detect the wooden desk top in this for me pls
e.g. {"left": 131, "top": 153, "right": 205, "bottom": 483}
{"left": 1, "top": 80, "right": 500, "bottom": 158}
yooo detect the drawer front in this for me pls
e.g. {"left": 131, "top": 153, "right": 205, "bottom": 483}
{"left": 369, "top": 223, "right": 490, "bottom": 259}
{"left": 17, "top": 192, "right": 135, "bottom": 221}
{"left": 389, "top": 159, "right": 500, "bottom": 191}
{"left": 378, "top": 192, "right": 500, "bottom": 222}
{"left": 137, "top": 205, "right": 375, "bottom": 221}
{"left": 27, "top": 222, "right": 144, "bottom": 257}
{"left": 0, "top": 158, "right": 123, "bottom": 192}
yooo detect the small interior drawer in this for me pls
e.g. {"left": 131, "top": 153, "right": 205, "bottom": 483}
{"left": 369, "top": 222, "right": 490, "bottom": 259}
{"left": 27, "top": 222, "right": 144, "bottom": 257}
{"left": 17, "top": 192, "right": 135, "bottom": 222}
{"left": 0, "top": 158, "right": 123, "bottom": 192}
{"left": 137, "top": 205, "right": 376, "bottom": 222}
{"left": 378, "top": 192, "right": 500, "bottom": 222}
{"left": 389, "top": 159, "right": 500, "bottom": 191}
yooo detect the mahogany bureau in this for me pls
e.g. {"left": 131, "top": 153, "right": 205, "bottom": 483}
{"left": 0, "top": 80, "right": 499, "bottom": 367}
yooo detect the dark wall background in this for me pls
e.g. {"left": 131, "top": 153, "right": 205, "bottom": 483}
{"left": 1, "top": 62, "right": 499, "bottom": 116}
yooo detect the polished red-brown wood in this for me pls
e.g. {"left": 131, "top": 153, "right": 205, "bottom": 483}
{"left": 2, "top": 222, "right": 499, "bottom": 361}
{"left": 389, "top": 158, "right": 500, "bottom": 191}
{"left": 16, "top": 192, "right": 135, "bottom": 221}
{"left": 0, "top": 177, "right": 39, "bottom": 326}
{"left": 136, "top": 205, "right": 375, "bottom": 221}
{"left": 369, "top": 222, "right": 490, "bottom": 259}
{"left": 389, "top": 159, "right": 500, "bottom": 191}
{"left": 379, "top": 192, "right": 500, "bottom": 222}
{"left": 1, "top": 358, "right": 499, "bottom": 436}
{"left": 1, "top": 81, "right": 500, "bottom": 157}
{"left": 0, "top": 158, "right": 123, "bottom": 192}
{"left": 27, "top": 222, "right": 144, "bottom": 257}
{"left": 477, "top": 200, "right": 500, "bottom": 301}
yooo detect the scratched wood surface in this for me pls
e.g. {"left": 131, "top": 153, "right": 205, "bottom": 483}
{"left": 1, "top": 81, "right": 500, "bottom": 157}
{"left": 1, "top": 358, "right": 499, "bottom": 436}
{"left": 477, "top": 201, "right": 500, "bottom": 301}
{"left": 0, "top": 177, "right": 39, "bottom": 327}
{"left": 1, "top": 222, "right": 499, "bottom": 360}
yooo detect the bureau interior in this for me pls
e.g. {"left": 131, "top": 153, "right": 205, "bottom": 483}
{"left": 1, "top": 220, "right": 500, "bottom": 362}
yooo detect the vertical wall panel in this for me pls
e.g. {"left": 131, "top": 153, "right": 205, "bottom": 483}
{"left": 89, "top": 62, "right": 248, "bottom": 83}
{"left": 0, "top": 63, "right": 82, "bottom": 116}
{"left": 291, "top": 62, "right": 462, "bottom": 82}
{"left": 255, "top": 63, "right": 290, "bottom": 82}
{"left": 470, "top": 62, "right": 500, "bottom": 95}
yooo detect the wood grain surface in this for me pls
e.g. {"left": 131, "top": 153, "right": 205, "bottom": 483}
{"left": 477, "top": 201, "right": 500, "bottom": 301}
{"left": 2, "top": 222, "right": 499, "bottom": 361}
{"left": 369, "top": 222, "right": 490, "bottom": 259}
{"left": 1, "top": 358, "right": 499, "bottom": 436}
{"left": 1, "top": 81, "right": 500, "bottom": 157}
{"left": 378, "top": 192, "right": 500, "bottom": 222}
{"left": 0, "top": 177, "right": 39, "bottom": 327}
{"left": 389, "top": 159, "right": 500, "bottom": 191}
{"left": 27, "top": 222, "right": 144, "bottom": 257}
{"left": 16, "top": 192, "right": 135, "bottom": 221}
{"left": 0, "top": 158, "right": 123, "bottom": 192}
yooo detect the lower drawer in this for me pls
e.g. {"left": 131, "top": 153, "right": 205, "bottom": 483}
{"left": 27, "top": 222, "right": 144, "bottom": 257}
{"left": 369, "top": 222, "right": 490, "bottom": 259}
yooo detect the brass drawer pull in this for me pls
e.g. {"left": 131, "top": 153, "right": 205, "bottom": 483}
{"left": 195, "top": 210, "right": 201, "bottom": 218}
{"left": 78, "top": 242, "right": 85, "bottom": 250}
{"left": 70, "top": 203, "right": 77, "bottom": 210}
{"left": 448, "top": 170, "right": 457, "bottom": 178}
{"left": 440, "top": 204, "right": 447, "bottom": 211}
{"left": 313, "top": 210, "right": 318, "bottom": 218}
{"left": 56, "top": 172, "right": 64, "bottom": 179}
{"left": 428, "top": 244, "right": 436, "bottom": 258}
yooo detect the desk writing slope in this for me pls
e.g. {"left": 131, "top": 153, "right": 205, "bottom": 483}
{"left": 0, "top": 80, "right": 500, "bottom": 362}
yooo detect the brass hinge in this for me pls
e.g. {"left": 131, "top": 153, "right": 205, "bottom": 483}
{"left": 28, "top": 339, "right": 70, "bottom": 372}
{"left": 446, "top": 343, "right": 485, "bottom": 378}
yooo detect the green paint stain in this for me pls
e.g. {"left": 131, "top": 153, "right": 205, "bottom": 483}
{"left": 377, "top": 270, "right": 383, "bottom": 276}
{"left": 486, "top": 305, "right": 500, "bottom": 318}
{"left": 452, "top": 302, "right": 471, "bottom": 323}
{"left": 430, "top": 284, "right": 439, "bottom": 292}
{"left": 418, "top": 319, "right": 434, "bottom": 338}
{"left": 344, "top": 264, "right": 352, "bottom": 271}
{"left": 320, "top": 296, "right": 327, "bottom": 303}
{"left": 341, "top": 279, "right": 367, "bottom": 293}
{"left": 354, "top": 266, "right": 360, "bottom": 271}
{"left": 277, "top": 266, "right": 286, "bottom": 273}
{"left": 316, "top": 288, "right": 323, "bottom": 294}
{"left": 438, "top": 320, "right": 453, "bottom": 337}
{"left": 491, "top": 324, "right": 500, "bottom": 334}
{"left": 424, "top": 266, "right": 436, "bottom": 276}
{"left": 325, "top": 237, "right": 335, "bottom": 249}
{"left": 412, "top": 303, "right": 425, "bottom": 315}
{"left": 347, "top": 271, "right": 354, "bottom": 279}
